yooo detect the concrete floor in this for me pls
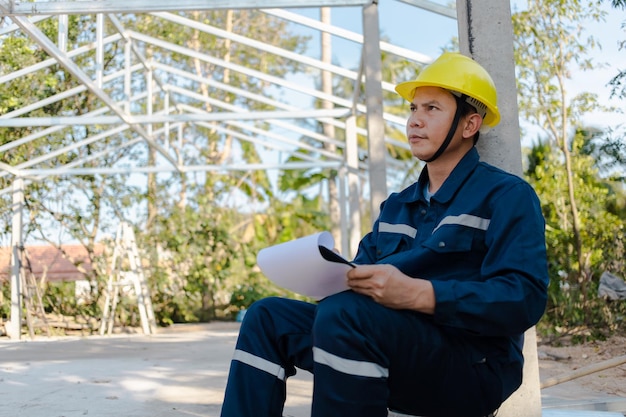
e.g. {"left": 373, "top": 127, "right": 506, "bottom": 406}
{"left": 0, "top": 322, "right": 311, "bottom": 417}
{"left": 0, "top": 322, "right": 624, "bottom": 417}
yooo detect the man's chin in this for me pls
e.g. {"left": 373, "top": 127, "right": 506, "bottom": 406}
{"left": 411, "top": 150, "right": 433, "bottom": 162}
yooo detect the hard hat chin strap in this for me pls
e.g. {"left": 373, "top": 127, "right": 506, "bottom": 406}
{"left": 423, "top": 93, "right": 465, "bottom": 163}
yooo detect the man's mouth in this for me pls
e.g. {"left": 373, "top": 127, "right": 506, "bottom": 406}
{"left": 408, "top": 133, "right": 426, "bottom": 143}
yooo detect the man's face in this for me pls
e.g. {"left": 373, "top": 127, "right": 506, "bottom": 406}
{"left": 405, "top": 86, "right": 458, "bottom": 161}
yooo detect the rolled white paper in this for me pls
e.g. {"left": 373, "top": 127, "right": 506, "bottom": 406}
{"left": 256, "top": 231, "right": 352, "bottom": 299}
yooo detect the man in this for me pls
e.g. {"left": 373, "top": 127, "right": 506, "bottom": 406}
{"left": 220, "top": 52, "right": 549, "bottom": 417}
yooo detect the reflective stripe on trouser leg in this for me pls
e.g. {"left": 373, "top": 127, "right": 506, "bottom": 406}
{"left": 220, "top": 352, "right": 287, "bottom": 417}
{"left": 232, "top": 349, "right": 287, "bottom": 381}
{"left": 220, "top": 297, "right": 316, "bottom": 417}
{"left": 313, "top": 347, "right": 388, "bottom": 378}
{"left": 311, "top": 292, "right": 391, "bottom": 417}
{"left": 309, "top": 291, "right": 507, "bottom": 417}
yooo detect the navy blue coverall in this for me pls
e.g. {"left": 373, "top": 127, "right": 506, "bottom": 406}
{"left": 220, "top": 147, "right": 549, "bottom": 417}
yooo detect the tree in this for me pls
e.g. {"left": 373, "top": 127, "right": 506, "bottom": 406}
{"left": 513, "top": 0, "right": 606, "bottom": 291}
{"left": 1, "top": 10, "right": 319, "bottom": 326}
{"left": 514, "top": 0, "right": 626, "bottom": 338}
{"left": 115, "top": 13, "right": 317, "bottom": 321}
{"left": 0, "top": 15, "right": 153, "bottom": 328}
{"left": 604, "top": 0, "right": 626, "bottom": 98}
{"left": 525, "top": 135, "right": 626, "bottom": 339}
{"left": 0, "top": 15, "right": 140, "bottom": 250}
{"left": 129, "top": 9, "right": 309, "bottom": 209}
{"left": 149, "top": 192, "right": 238, "bottom": 322}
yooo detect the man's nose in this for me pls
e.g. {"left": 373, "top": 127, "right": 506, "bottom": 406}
{"left": 409, "top": 114, "right": 423, "bottom": 127}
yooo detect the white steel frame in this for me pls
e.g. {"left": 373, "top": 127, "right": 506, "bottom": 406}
{"left": 0, "top": 0, "right": 454, "bottom": 233}
{"left": 1, "top": 0, "right": 456, "bottom": 339}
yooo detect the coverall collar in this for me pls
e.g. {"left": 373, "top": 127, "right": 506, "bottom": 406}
{"left": 397, "top": 147, "right": 480, "bottom": 204}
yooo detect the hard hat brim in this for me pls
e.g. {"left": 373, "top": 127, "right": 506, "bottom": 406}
{"left": 395, "top": 80, "right": 500, "bottom": 127}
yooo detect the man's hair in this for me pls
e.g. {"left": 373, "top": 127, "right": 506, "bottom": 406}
{"left": 457, "top": 98, "right": 482, "bottom": 145}
{"left": 458, "top": 99, "right": 479, "bottom": 118}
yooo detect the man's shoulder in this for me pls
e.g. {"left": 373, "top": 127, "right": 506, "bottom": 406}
{"left": 476, "top": 160, "right": 528, "bottom": 184}
{"left": 472, "top": 161, "right": 541, "bottom": 205}
{"left": 390, "top": 181, "right": 422, "bottom": 202}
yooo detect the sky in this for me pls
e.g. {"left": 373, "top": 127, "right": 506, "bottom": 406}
{"left": 288, "top": 2, "right": 456, "bottom": 70}
{"left": 288, "top": 0, "right": 626, "bottom": 134}
{"left": 564, "top": 7, "right": 626, "bottom": 128}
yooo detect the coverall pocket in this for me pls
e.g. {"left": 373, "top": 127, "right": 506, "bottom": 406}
{"left": 376, "top": 233, "right": 412, "bottom": 260}
{"left": 473, "top": 355, "right": 505, "bottom": 415}
{"left": 422, "top": 226, "right": 476, "bottom": 253}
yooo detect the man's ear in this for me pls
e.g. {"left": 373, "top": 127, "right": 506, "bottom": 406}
{"left": 462, "top": 113, "right": 483, "bottom": 139}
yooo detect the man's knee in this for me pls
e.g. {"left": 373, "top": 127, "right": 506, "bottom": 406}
{"left": 246, "top": 296, "right": 283, "bottom": 315}
{"left": 240, "top": 296, "right": 283, "bottom": 331}
{"left": 316, "top": 291, "right": 367, "bottom": 319}
{"left": 313, "top": 291, "right": 379, "bottom": 341}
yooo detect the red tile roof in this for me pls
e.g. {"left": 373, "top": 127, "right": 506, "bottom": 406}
{"left": 0, "top": 244, "right": 104, "bottom": 282}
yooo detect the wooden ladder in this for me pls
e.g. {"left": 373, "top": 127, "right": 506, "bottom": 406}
{"left": 20, "top": 246, "right": 51, "bottom": 339}
{"left": 99, "top": 222, "right": 157, "bottom": 335}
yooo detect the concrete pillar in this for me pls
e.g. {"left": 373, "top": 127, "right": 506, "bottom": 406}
{"left": 362, "top": 2, "right": 387, "bottom": 221}
{"left": 498, "top": 328, "right": 543, "bottom": 416}
{"left": 457, "top": 0, "right": 523, "bottom": 174}
{"left": 456, "top": 1, "right": 542, "bottom": 416}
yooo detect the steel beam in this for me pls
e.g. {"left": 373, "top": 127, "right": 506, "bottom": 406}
{"left": 0, "top": 33, "right": 123, "bottom": 84}
{"left": 18, "top": 161, "right": 344, "bottom": 176}
{"left": 362, "top": 2, "right": 387, "bottom": 221}
{"left": 396, "top": 0, "right": 456, "bottom": 19}
{"left": 0, "top": 109, "right": 351, "bottom": 127}
{"left": 0, "top": 0, "right": 370, "bottom": 16}
{"left": 262, "top": 8, "right": 433, "bottom": 65}
{"left": 0, "top": 9, "right": 181, "bottom": 170}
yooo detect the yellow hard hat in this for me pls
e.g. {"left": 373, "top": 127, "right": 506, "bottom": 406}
{"left": 395, "top": 52, "right": 501, "bottom": 127}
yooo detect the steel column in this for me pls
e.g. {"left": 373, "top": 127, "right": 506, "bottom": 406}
{"left": 8, "top": 178, "right": 24, "bottom": 340}
{"left": 362, "top": 1, "right": 387, "bottom": 221}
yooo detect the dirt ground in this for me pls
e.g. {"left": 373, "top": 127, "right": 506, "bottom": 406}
{"left": 537, "top": 335, "right": 626, "bottom": 398}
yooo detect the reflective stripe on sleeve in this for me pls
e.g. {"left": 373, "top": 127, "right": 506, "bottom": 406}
{"left": 313, "top": 347, "right": 389, "bottom": 378}
{"left": 433, "top": 214, "right": 490, "bottom": 233}
{"left": 232, "top": 349, "right": 286, "bottom": 381}
{"left": 378, "top": 222, "right": 417, "bottom": 239}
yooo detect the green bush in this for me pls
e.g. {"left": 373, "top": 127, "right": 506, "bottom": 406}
{"left": 538, "top": 276, "right": 626, "bottom": 343}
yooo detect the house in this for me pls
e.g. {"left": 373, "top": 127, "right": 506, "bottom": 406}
{"left": 0, "top": 243, "right": 109, "bottom": 313}
{"left": 0, "top": 245, "right": 104, "bottom": 282}
{"left": 0, "top": 244, "right": 104, "bottom": 283}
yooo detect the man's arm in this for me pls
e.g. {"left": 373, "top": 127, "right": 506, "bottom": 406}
{"left": 431, "top": 183, "right": 549, "bottom": 336}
